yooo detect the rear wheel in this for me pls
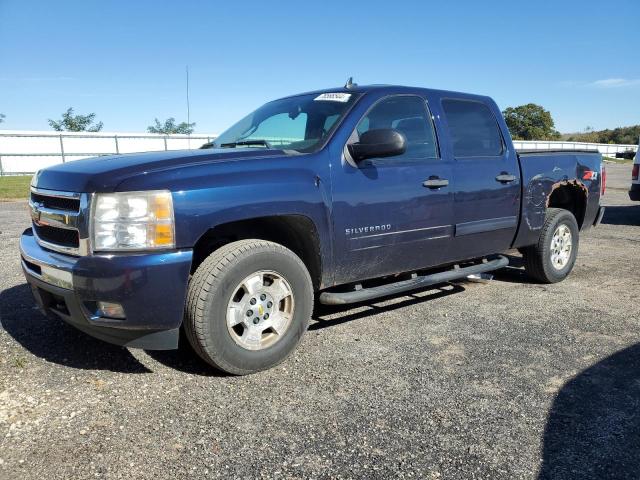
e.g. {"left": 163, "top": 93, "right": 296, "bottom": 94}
{"left": 522, "top": 208, "right": 579, "bottom": 283}
{"left": 184, "top": 240, "right": 313, "bottom": 375}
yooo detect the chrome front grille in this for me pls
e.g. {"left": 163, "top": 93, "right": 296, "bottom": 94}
{"left": 29, "top": 187, "right": 91, "bottom": 256}
{"left": 30, "top": 192, "right": 80, "bottom": 212}
{"left": 33, "top": 224, "right": 80, "bottom": 249}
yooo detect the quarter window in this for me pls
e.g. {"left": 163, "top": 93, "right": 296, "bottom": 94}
{"left": 442, "top": 99, "right": 504, "bottom": 157}
{"left": 354, "top": 96, "right": 438, "bottom": 160}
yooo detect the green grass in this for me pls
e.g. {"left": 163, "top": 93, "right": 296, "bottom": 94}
{"left": 0, "top": 175, "right": 31, "bottom": 200}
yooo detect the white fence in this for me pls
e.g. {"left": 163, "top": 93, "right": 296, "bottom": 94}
{"left": 512, "top": 140, "right": 637, "bottom": 156}
{"left": 0, "top": 130, "right": 216, "bottom": 175}
{"left": 0, "top": 130, "right": 637, "bottom": 175}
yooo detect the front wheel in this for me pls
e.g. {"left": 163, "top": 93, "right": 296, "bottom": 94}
{"left": 184, "top": 240, "right": 313, "bottom": 375}
{"left": 522, "top": 208, "right": 579, "bottom": 283}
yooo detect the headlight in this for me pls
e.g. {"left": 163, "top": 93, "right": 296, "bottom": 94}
{"left": 91, "top": 190, "right": 175, "bottom": 251}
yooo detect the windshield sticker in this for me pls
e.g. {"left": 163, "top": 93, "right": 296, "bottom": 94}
{"left": 314, "top": 93, "right": 351, "bottom": 102}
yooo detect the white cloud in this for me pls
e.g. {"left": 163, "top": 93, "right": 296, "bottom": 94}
{"left": 590, "top": 78, "right": 640, "bottom": 88}
{"left": 558, "top": 78, "right": 640, "bottom": 89}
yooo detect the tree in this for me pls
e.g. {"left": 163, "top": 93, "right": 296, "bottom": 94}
{"left": 0, "top": 113, "right": 5, "bottom": 124}
{"left": 502, "top": 104, "right": 561, "bottom": 141}
{"left": 147, "top": 118, "right": 195, "bottom": 135}
{"left": 565, "top": 125, "right": 640, "bottom": 145}
{"left": 48, "top": 107, "right": 103, "bottom": 132}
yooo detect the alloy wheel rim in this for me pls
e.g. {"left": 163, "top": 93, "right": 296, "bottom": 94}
{"left": 226, "top": 270, "right": 295, "bottom": 351}
{"left": 550, "top": 224, "right": 572, "bottom": 270}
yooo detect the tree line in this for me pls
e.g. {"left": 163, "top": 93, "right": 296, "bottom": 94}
{"left": 562, "top": 125, "right": 640, "bottom": 145}
{"left": 47, "top": 108, "right": 195, "bottom": 134}
{"left": 0, "top": 108, "right": 195, "bottom": 134}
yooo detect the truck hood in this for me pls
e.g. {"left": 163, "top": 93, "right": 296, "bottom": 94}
{"left": 32, "top": 148, "right": 287, "bottom": 193}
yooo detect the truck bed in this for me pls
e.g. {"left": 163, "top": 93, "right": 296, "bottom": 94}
{"left": 513, "top": 150, "right": 603, "bottom": 248}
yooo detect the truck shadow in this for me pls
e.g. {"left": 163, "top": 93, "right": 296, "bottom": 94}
{"left": 144, "top": 339, "right": 227, "bottom": 377}
{"left": 311, "top": 283, "right": 465, "bottom": 330}
{"left": 148, "top": 284, "right": 469, "bottom": 375}
{"left": 600, "top": 205, "right": 640, "bottom": 227}
{"left": 0, "top": 283, "right": 151, "bottom": 373}
{"left": 0, "top": 283, "right": 228, "bottom": 376}
{"left": 538, "top": 342, "right": 640, "bottom": 479}
{"left": 148, "top": 283, "right": 471, "bottom": 374}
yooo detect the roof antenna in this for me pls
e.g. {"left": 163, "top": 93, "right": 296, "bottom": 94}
{"left": 344, "top": 77, "right": 357, "bottom": 89}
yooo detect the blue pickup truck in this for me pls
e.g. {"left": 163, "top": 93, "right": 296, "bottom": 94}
{"left": 21, "top": 84, "right": 605, "bottom": 374}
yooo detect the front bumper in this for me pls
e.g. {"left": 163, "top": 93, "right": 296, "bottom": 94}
{"left": 630, "top": 183, "right": 640, "bottom": 202}
{"left": 20, "top": 228, "right": 193, "bottom": 349}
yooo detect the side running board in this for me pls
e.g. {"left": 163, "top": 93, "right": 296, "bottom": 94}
{"left": 319, "top": 255, "right": 509, "bottom": 306}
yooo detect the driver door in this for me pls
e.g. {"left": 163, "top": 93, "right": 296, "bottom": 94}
{"left": 330, "top": 94, "right": 455, "bottom": 285}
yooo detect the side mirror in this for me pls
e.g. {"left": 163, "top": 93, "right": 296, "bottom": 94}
{"left": 348, "top": 128, "right": 407, "bottom": 162}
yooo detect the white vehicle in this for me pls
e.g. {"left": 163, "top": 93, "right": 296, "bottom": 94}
{"left": 630, "top": 137, "right": 640, "bottom": 201}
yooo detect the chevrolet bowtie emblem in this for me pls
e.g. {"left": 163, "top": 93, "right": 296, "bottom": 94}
{"left": 258, "top": 305, "right": 264, "bottom": 315}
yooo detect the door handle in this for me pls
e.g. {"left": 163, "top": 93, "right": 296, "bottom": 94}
{"left": 423, "top": 177, "right": 449, "bottom": 189}
{"left": 495, "top": 173, "right": 517, "bottom": 183}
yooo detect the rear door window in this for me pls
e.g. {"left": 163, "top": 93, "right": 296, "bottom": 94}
{"left": 442, "top": 99, "right": 504, "bottom": 157}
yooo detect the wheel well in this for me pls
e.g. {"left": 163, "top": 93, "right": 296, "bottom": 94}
{"left": 191, "top": 215, "right": 323, "bottom": 289}
{"left": 547, "top": 182, "right": 587, "bottom": 228}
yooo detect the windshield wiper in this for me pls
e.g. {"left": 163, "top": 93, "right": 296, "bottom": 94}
{"left": 219, "top": 139, "right": 273, "bottom": 149}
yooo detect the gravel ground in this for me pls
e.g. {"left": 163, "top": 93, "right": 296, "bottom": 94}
{"left": 1, "top": 162, "right": 639, "bottom": 479}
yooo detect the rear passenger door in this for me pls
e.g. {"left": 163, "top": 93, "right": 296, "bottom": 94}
{"left": 441, "top": 98, "right": 521, "bottom": 260}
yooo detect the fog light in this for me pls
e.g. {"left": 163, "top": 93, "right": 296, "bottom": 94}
{"left": 96, "top": 301, "right": 125, "bottom": 319}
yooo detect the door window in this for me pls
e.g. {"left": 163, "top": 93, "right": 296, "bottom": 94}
{"left": 354, "top": 96, "right": 438, "bottom": 160}
{"left": 442, "top": 99, "right": 504, "bottom": 157}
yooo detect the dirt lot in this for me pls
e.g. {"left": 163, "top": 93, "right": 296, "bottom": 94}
{"left": 1, "top": 162, "right": 639, "bottom": 479}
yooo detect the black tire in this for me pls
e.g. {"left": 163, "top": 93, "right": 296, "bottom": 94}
{"left": 184, "top": 240, "right": 313, "bottom": 375}
{"left": 522, "top": 208, "right": 579, "bottom": 283}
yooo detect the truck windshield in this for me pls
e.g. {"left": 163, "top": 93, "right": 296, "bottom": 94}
{"left": 211, "top": 92, "right": 360, "bottom": 153}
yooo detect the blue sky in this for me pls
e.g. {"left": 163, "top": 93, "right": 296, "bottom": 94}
{"left": 0, "top": 0, "right": 638, "bottom": 134}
